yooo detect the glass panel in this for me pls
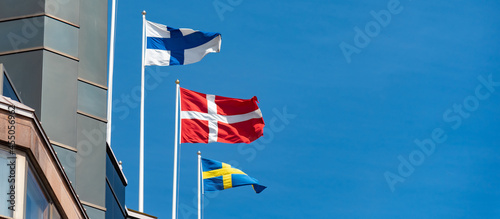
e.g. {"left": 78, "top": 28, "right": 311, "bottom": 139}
{"left": 0, "top": 51, "right": 44, "bottom": 116}
{"left": 41, "top": 50, "right": 78, "bottom": 147}
{"left": 26, "top": 167, "right": 50, "bottom": 219}
{"left": 78, "top": 0, "right": 107, "bottom": 86}
{"left": 0, "top": 17, "right": 44, "bottom": 52}
{"left": 52, "top": 145, "right": 76, "bottom": 183}
{"left": 106, "top": 154, "right": 125, "bottom": 207}
{"left": 105, "top": 183, "right": 124, "bottom": 219}
{"left": 44, "top": 17, "right": 79, "bottom": 58}
{"left": 105, "top": 180, "right": 127, "bottom": 219}
{"left": 45, "top": 0, "right": 80, "bottom": 25}
{"left": 77, "top": 81, "right": 107, "bottom": 119}
{"left": 0, "top": 150, "right": 13, "bottom": 218}
{"left": 75, "top": 115, "right": 106, "bottom": 206}
{"left": 0, "top": 0, "right": 44, "bottom": 20}
{"left": 3, "top": 74, "right": 20, "bottom": 102}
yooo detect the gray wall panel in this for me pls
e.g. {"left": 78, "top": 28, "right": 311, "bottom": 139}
{"left": 0, "top": 0, "right": 80, "bottom": 25}
{"left": 41, "top": 50, "right": 77, "bottom": 147}
{"left": 0, "top": 0, "right": 45, "bottom": 20}
{"left": 76, "top": 114, "right": 106, "bottom": 207}
{"left": 53, "top": 145, "right": 76, "bottom": 183}
{"left": 78, "top": 81, "right": 107, "bottom": 119}
{"left": 44, "top": 17, "right": 78, "bottom": 58}
{"left": 0, "top": 17, "right": 44, "bottom": 52}
{"left": 77, "top": 0, "right": 107, "bottom": 86}
{"left": 0, "top": 51, "right": 43, "bottom": 115}
{"left": 45, "top": 0, "right": 80, "bottom": 25}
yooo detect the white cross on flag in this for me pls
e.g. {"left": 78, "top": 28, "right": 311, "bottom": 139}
{"left": 180, "top": 88, "right": 264, "bottom": 144}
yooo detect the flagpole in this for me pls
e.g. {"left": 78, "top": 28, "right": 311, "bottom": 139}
{"left": 172, "top": 79, "right": 180, "bottom": 219}
{"left": 197, "top": 151, "right": 201, "bottom": 219}
{"left": 139, "top": 10, "right": 146, "bottom": 213}
{"left": 106, "top": 0, "right": 117, "bottom": 145}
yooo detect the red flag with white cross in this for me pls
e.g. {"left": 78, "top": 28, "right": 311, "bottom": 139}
{"left": 180, "top": 87, "right": 265, "bottom": 143}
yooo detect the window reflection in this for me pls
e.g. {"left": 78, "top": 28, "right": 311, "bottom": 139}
{"left": 26, "top": 167, "right": 50, "bottom": 219}
{"left": 3, "top": 74, "right": 20, "bottom": 102}
{"left": 0, "top": 150, "right": 13, "bottom": 218}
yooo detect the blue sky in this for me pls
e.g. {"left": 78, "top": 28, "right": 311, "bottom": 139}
{"left": 109, "top": 0, "right": 500, "bottom": 218}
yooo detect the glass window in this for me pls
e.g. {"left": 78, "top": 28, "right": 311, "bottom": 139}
{"left": 25, "top": 167, "right": 50, "bottom": 219}
{"left": 0, "top": 150, "right": 13, "bottom": 218}
{"left": 3, "top": 73, "right": 20, "bottom": 102}
{"left": 106, "top": 154, "right": 126, "bottom": 206}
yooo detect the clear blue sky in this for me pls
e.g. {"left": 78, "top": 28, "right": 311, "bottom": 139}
{"left": 109, "top": 1, "right": 500, "bottom": 218}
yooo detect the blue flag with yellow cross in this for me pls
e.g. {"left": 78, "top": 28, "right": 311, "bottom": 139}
{"left": 202, "top": 158, "right": 266, "bottom": 193}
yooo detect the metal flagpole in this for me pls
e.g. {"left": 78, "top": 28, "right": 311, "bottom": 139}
{"left": 139, "top": 10, "right": 146, "bottom": 212}
{"left": 106, "top": 0, "right": 117, "bottom": 145}
{"left": 197, "top": 151, "right": 201, "bottom": 219}
{"left": 172, "top": 79, "right": 180, "bottom": 219}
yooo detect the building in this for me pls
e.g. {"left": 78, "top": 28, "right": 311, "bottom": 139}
{"left": 0, "top": 1, "right": 155, "bottom": 218}
{"left": 0, "top": 93, "right": 87, "bottom": 218}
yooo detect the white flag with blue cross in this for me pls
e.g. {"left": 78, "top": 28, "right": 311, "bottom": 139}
{"left": 145, "top": 20, "right": 221, "bottom": 66}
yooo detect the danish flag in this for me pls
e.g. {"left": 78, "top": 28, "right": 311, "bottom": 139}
{"left": 180, "top": 88, "right": 265, "bottom": 144}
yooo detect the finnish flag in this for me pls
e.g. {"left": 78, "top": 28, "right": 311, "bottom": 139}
{"left": 145, "top": 21, "right": 221, "bottom": 66}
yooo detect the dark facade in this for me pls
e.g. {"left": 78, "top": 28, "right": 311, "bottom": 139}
{"left": 106, "top": 145, "right": 127, "bottom": 219}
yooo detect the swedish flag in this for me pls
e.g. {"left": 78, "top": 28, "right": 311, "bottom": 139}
{"left": 202, "top": 158, "right": 266, "bottom": 193}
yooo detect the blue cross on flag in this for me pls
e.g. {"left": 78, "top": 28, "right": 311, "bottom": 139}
{"left": 145, "top": 20, "right": 221, "bottom": 66}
